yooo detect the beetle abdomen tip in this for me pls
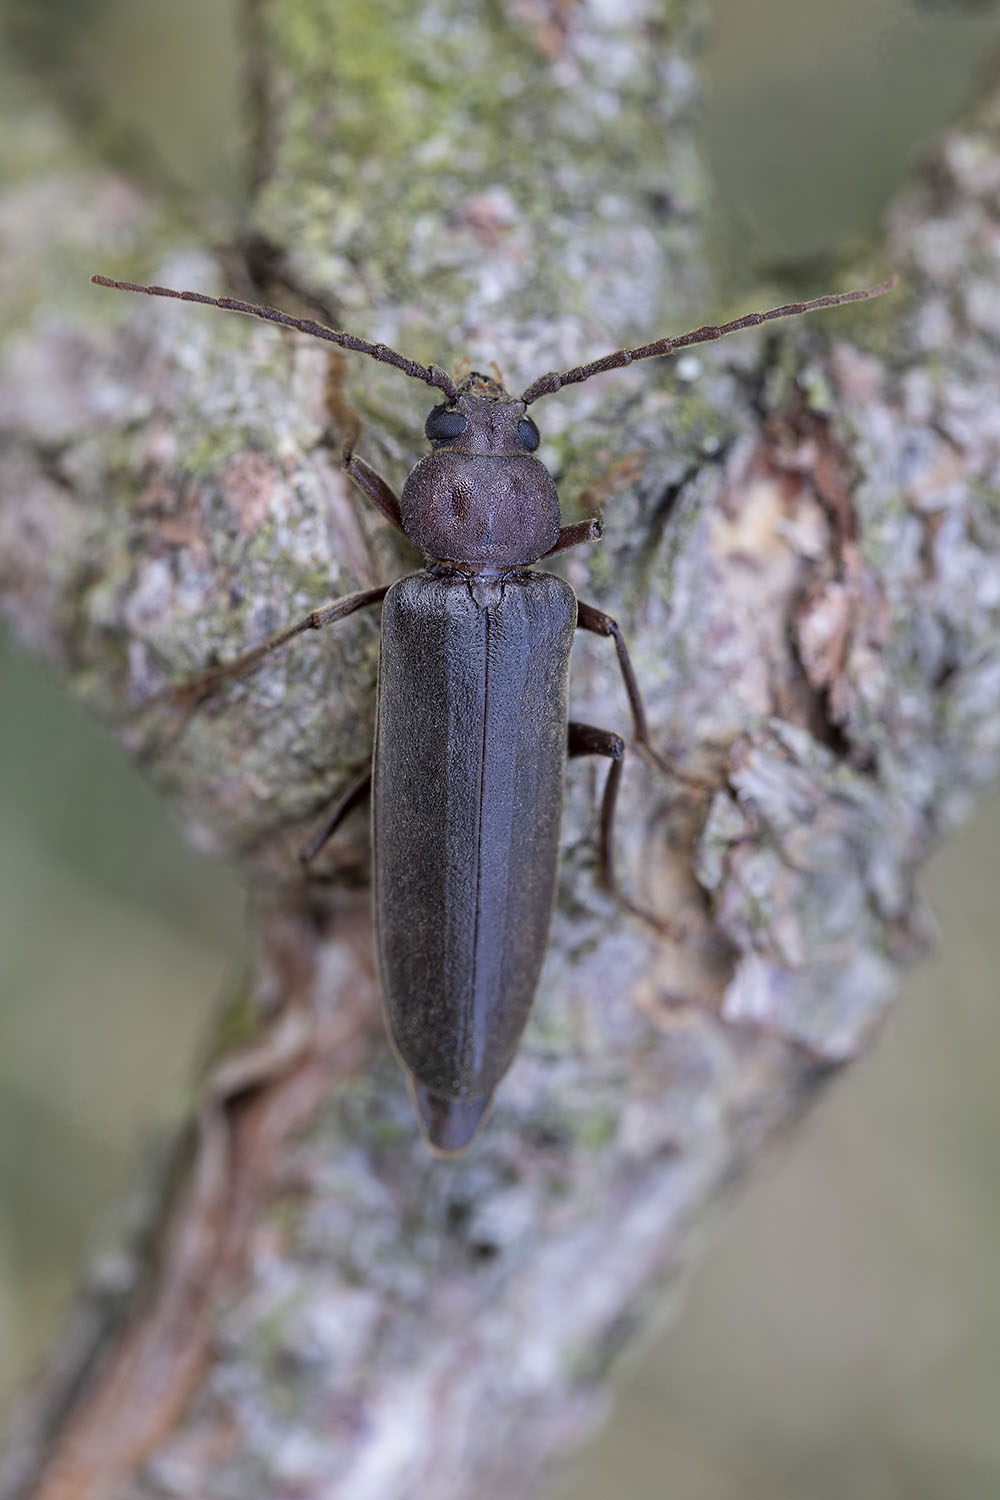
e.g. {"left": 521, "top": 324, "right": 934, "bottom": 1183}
{"left": 413, "top": 1083, "right": 492, "bottom": 1153}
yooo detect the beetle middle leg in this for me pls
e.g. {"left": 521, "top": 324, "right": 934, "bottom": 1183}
{"left": 575, "top": 598, "right": 712, "bottom": 793}
{"left": 147, "top": 583, "right": 391, "bottom": 712}
{"left": 144, "top": 437, "right": 405, "bottom": 712}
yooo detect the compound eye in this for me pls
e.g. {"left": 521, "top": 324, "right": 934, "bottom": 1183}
{"left": 425, "top": 406, "right": 469, "bottom": 442}
{"left": 517, "top": 416, "right": 540, "bottom": 452}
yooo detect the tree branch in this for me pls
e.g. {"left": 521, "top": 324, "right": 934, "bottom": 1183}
{"left": 1, "top": 3, "right": 999, "bottom": 1498}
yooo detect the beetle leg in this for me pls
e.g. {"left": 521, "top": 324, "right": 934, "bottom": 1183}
{"left": 146, "top": 583, "right": 391, "bottom": 710}
{"left": 301, "top": 767, "right": 372, "bottom": 864}
{"left": 575, "top": 599, "right": 713, "bottom": 793}
{"left": 543, "top": 515, "right": 603, "bottom": 557}
{"left": 343, "top": 451, "right": 407, "bottom": 534}
{"left": 568, "top": 721, "right": 697, "bottom": 941}
{"left": 567, "top": 721, "right": 625, "bottom": 893}
{"left": 545, "top": 455, "right": 648, "bottom": 559}
{"left": 545, "top": 454, "right": 651, "bottom": 559}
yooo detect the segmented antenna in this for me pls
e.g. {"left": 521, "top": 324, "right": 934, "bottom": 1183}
{"left": 519, "top": 275, "right": 898, "bottom": 405}
{"left": 90, "top": 275, "right": 460, "bottom": 402}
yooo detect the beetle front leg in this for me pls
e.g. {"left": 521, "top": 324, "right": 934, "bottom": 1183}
{"left": 575, "top": 599, "right": 712, "bottom": 792}
{"left": 544, "top": 455, "right": 645, "bottom": 558}
{"left": 544, "top": 515, "right": 603, "bottom": 558}
{"left": 343, "top": 451, "right": 407, "bottom": 534}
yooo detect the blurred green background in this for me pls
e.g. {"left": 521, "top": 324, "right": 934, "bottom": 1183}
{"left": 1, "top": 1, "right": 999, "bottom": 1496}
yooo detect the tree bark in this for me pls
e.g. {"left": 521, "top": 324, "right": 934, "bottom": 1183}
{"left": 2, "top": 3, "right": 999, "bottom": 1498}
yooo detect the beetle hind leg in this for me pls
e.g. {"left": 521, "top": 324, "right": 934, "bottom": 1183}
{"left": 568, "top": 720, "right": 692, "bottom": 941}
{"left": 567, "top": 721, "right": 625, "bottom": 894}
{"left": 575, "top": 599, "right": 713, "bottom": 793}
{"left": 300, "top": 767, "right": 372, "bottom": 865}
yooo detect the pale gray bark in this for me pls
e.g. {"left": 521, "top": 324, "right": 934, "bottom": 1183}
{"left": 1, "top": 3, "right": 999, "bottom": 1499}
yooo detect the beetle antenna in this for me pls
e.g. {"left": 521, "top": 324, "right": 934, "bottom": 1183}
{"left": 91, "top": 275, "right": 460, "bottom": 402}
{"left": 519, "top": 274, "right": 898, "bottom": 405}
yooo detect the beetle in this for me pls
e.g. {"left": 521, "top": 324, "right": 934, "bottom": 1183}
{"left": 92, "top": 270, "right": 896, "bottom": 1151}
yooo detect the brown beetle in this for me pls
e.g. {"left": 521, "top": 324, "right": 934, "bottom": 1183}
{"left": 93, "top": 271, "right": 896, "bottom": 1150}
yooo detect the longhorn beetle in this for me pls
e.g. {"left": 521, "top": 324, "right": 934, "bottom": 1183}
{"left": 93, "top": 270, "right": 896, "bottom": 1151}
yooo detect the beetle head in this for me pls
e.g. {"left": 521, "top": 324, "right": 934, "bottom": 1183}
{"left": 400, "top": 373, "right": 559, "bottom": 566}
{"left": 423, "top": 371, "right": 541, "bottom": 459}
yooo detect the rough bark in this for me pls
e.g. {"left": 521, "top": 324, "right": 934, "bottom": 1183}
{"left": 1, "top": 3, "right": 999, "bottom": 1499}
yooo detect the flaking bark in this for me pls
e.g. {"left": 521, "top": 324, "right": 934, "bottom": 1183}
{"left": 2, "top": 3, "right": 999, "bottom": 1498}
